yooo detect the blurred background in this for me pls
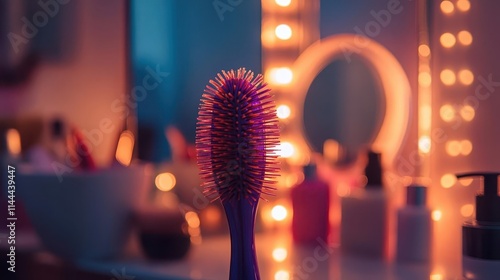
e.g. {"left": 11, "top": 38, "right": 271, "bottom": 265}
{"left": 1, "top": 0, "right": 500, "bottom": 279}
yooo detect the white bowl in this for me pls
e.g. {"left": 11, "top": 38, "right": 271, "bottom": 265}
{"left": 17, "top": 164, "right": 152, "bottom": 260}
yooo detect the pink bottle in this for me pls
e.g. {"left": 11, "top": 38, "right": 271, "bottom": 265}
{"left": 291, "top": 164, "right": 330, "bottom": 245}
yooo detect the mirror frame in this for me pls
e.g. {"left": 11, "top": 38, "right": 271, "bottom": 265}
{"left": 289, "top": 34, "right": 411, "bottom": 170}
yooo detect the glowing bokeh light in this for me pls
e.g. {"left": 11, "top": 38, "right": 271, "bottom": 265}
{"left": 277, "top": 104, "right": 291, "bottom": 119}
{"left": 440, "top": 33, "right": 456, "bottom": 48}
{"left": 155, "top": 172, "right": 177, "bottom": 192}
{"left": 460, "top": 140, "right": 473, "bottom": 155}
{"left": 418, "top": 136, "right": 431, "bottom": 154}
{"left": 274, "top": 270, "right": 291, "bottom": 280}
{"left": 275, "top": 24, "right": 292, "bottom": 40}
{"left": 446, "top": 140, "right": 461, "bottom": 157}
{"left": 278, "top": 142, "right": 295, "bottom": 158}
{"left": 440, "top": 104, "right": 455, "bottom": 122}
{"left": 441, "top": 174, "right": 457, "bottom": 188}
{"left": 458, "top": 69, "right": 474, "bottom": 85}
{"left": 432, "top": 210, "right": 443, "bottom": 221}
{"left": 275, "top": 0, "right": 291, "bottom": 7}
{"left": 458, "top": 30, "right": 473, "bottom": 46}
{"left": 418, "top": 44, "right": 430, "bottom": 57}
{"left": 269, "top": 67, "right": 293, "bottom": 85}
{"left": 460, "top": 105, "right": 475, "bottom": 121}
{"left": 440, "top": 69, "right": 456, "bottom": 85}
{"left": 440, "top": 1, "right": 454, "bottom": 14}
{"left": 418, "top": 72, "right": 432, "bottom": 87}
{"left": 461, "top": 204, "right": 474, "bottom": 217}
{"left": 272, "top": 247, "right": 288, "bottom": 262}
{"left": 271, "top": 205, "right": 288, "bottom": 221}
{"left": 456, "top": 0, "right": 471, "bottom": 12}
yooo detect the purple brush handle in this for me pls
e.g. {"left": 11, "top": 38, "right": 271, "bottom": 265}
{"left": 223, "top": 199, "right": 260, "bottom": 280}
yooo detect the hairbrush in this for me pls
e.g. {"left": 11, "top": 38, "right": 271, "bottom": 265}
{"left": 196, "top": 68, "right": 280, "bottom": 280}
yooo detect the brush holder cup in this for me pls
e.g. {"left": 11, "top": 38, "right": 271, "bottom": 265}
{"left": 17, "top": 164, "right": 152, "bottom": 260}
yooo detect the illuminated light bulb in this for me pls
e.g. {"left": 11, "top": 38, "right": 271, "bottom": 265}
{"left": 418, "top": 44, "right": 430, "bottom": 57}
{"left": 460, "top": 105, "right": 475, "bottom": 121}
{"left": 460, "top": 177, "right": 473, "bottom": 186}
{"left": 440, "top": 0, "right": 454, "bottom": 14}
{"left": 276, "top": 104, "right": 291, "bottom": 119}
{"left": 269, "top": 67, "right": 293, "bottom": 85}
{"left": 6, "top": 128, "right": 21, "bottom": 157}
{"left": 272, "top": 247, "right": 288, "bottom": 262}
{"left": 440, "top": 69, "right": 456, "bottom": 86}
{"left": 457, "top": 30, "right": 473, "bottom": 46}
{"left": 115, "top": 130, "right": 135, "bottom": 166}
{"left": 275, "top": 24, "right": 292, "bottom": 40}
{"left": 440, "top": 104, "right": 456, "bottom": 122}
{"left": 275, "top": 0, "right": 291, "bottom": 7}
{"left": 185, "top": 211, "right": 201, "bottom": 228}
{"left": 418, "top": 72, "right": 432, "bottom": 87}
{"left": 155, "top": 172, "right": 177, "bottom": 191}
{"left": 460, "top": 204, "right": 474, "bottom": 217}
{"left": 445, "top": 140, "right": 461, "bottom": 157}
{"left": 418, "top": 135, "right": 431, "bottom": 154}
{"left": 460, "top": 140, "right": 473, "bottom": 155}
{"left": 274, "top": 270, "right": 290, "bottom": 280}
{"left": 271, "top": 205, "right": 288, "bottom": 221}
{"left": 432, "top": 210, "right": 443, "bottom": 221}
{"left": 458, "top": 69, "right": 474, "bottom": 85}
{"left": 278, "top": 141, "right": 295, "bottom": 158}
{"left": 440, "top": 174, "right": 457, "bottom": 188}
{"left": 456, "top": 0, "right": 471, "bottom": 12}
{"left": 440, "top": 33, "right": 456, "bottom": 48}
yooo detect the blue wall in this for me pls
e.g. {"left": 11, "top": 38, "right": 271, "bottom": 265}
{"left": 131, "top": 0, "right": 262, "bottom": 161}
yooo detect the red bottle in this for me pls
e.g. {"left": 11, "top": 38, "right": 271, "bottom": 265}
{"left": 291, "top": 164, "right": 330, "bottom": 245}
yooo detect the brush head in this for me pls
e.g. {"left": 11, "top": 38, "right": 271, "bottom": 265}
{"left": 196, "top": 68, "right": 280, "bottom": 203}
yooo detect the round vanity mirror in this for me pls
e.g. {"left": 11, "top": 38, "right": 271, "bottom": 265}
{"left": 303, "top": 54, "right": 385, "bottom": 161}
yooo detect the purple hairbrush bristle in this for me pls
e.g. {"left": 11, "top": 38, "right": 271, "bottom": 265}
{"left": 196, "top": 68, "right": 280, "bottom": 203}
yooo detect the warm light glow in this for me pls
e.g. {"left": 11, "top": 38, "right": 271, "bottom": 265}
{"left": 460, "top": 177, "right": 473, "bottom": 186}
{"left": 418, "top": 44, "right": 430, "bottom": 57}
{"left": 115, "top": 130, "right": 135, "bottom": 166}
{"left": 456, "top": 0, "right": 471, "bottom": 12}
{"left": 461, "top": 204, "right": 474, "bottom": 217}
{"left": 440, "top": 104, "right": 456, "bottom": 122}
{"left": 446, "top": 140, "right": 461, "bottom": 157}
{"left": 271, "top": 205, "right": 288, "bottom": 221}
{"left": 336, "top": 182, "right": 351, "bottom": 197}
{"left": 460, "top": 140, "right": 473, "bottom": 155}
{"left": 440, "top": 69, "right": 456, "bottom": 85}
{"left": 440, "top": 1, "right": 454, "bottom": 14}
{"left": 202, "top": 206, "right": 222, "bottom": 229}
{"left": 277, "top": 104, "right": 291, "bottom": 119}
{"left": 460, "top": 105, "right": 475, "bottom": 121}
{"left": 323, "top": 139, "right": 340, "bottom": 162}
{"left": 432, "top": 210, "right": 443, "bottom": 222}
{"left": 185, "top": 211, "right": 201, "bottom": 228}
{"left": 278, "top": 142, "right": 295, "bottom": 158}
{"left": 269, "top": 67, "right": 293, "bottom": 85}
{"left": 418, "top": 72, "right": 432, "bottom": 87}
{"left": 275, "top": 24, "right": 292, "bottom": 40}
{"left": 430, "top": 273, "right": 444, "bottom": 280}
{"left": 155, "top": 172, "right": 177, "bottom": 192}
{"left": 440, "top": 33, "right": 456, "bottom": 48}
{"left": 275, "top": 0, "right": 291, "bottom": 7}
{"left": 441, "top": 174, "right": 457, "bottom": 188}
{"left": 457, "top": 30, "right": 473, "bottom": 46}
{"left": 6, "top": 128, "right": 21, "bottom": 157}
{"left": 272, "top": 247, "right": 288, "bottom": 262}
{"left": 418, "top": 136, "right": 431, "bottom": 154}
{"left": 458, "top": 69, "right": 474, "bottom": 85}
{"left": 274, "top": 270, "right": 290, "bottom": 280}
{"left": 420, "top": 105, "right": 432, "bottom": 131}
